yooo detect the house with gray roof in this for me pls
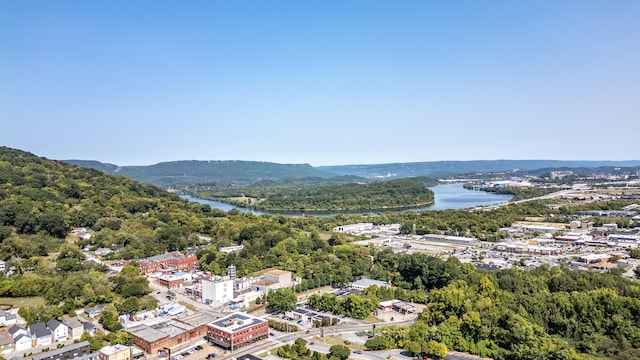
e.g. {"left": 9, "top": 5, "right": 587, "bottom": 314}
{"left": 46, "top": 319, "right": 68, "bottom": 342}
{"left": 8, "top": 325, "right": 27, "bottom": 339}
{"left": 28, "top": 322, "right": 52, "bottom": 347}
{"left": 0, "top": 310, "right": 17, "bottom": 327}
{"left": 83, "top": 322, "right": 97, "bottom": 336}
{"left": 14, "top": 334, "right": 31, "bottom": 352}
{"left": 85, "top": 304, "right": 108, "bottom": 319}
{"left": 63, "top": 317, "right": 84, "bottom": 340}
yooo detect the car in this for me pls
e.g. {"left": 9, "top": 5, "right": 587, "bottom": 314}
{"left": 206, "top": 354, "right": 217, "bottom": 359}
{"left": 269, "top": 332, "right": 275, "bottom": 336}
{"left": 353, "top": 350, "right": 363, "bottom": 354}
{"left": 309, "top": 342, "right": 315, "bottom": 346}
{"left": 194, "top": 345, "right": 203, "bottom": 351}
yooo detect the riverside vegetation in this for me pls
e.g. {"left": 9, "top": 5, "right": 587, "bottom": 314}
{"left": 187, "top": 177, "right": 437, "bottom": 212}
{"left": 1, "top": 146, "right": 640, "bottom": 359}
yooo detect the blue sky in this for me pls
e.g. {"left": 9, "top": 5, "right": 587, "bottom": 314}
{"left": 1, "top": 1, "right": 638, "bottom": 166}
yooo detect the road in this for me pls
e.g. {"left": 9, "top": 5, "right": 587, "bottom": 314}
{"left": 485, "top": 189, "right": 572, "bottom": 209}
{"left": 216, "top": 320, "right": 417, "bottom": 360}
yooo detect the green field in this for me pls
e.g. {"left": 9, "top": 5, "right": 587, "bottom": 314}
{"left": 0, "top": 296, "right": 46, "bottom": 309}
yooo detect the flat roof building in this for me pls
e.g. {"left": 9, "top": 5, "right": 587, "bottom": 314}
{"left": 205, "top": 313, "right": 268, "bottom": 350}
{"left": 126, "top": 320, "right": 199, "bottom": 355}
{"left": 139, "top": 253, "right": 199, "bottom": 275}
{"left": 351, "top": 278, "right": 390, "bottom": 291}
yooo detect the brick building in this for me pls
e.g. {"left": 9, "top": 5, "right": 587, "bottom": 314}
{"left": 205, "top": 313, "right": 268, "bottom": 350}
{"left": 127, "top": 320, "right": 199, "bottom": 354}
{"left": 138, "top": 253, "right": 199, "bottom": 275}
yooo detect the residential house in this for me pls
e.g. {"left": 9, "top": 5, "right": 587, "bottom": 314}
{"left": 85, "top": 304, "right": 108, "bottom": 319}
{"left": 0, "top": 332, "right": 13, "bottom": 354}
{"left": 14, "top": 334, "right": 31, "bottom": 352}
{"left": 63, "top": 317, "right": 84, "bottom": 340}
{"left": 28, "top": 323, "right": 52, "bottom": 347}
{"left": 8, "top": 325, "right": 27, "bottom": 339}
{"left": 83, "top": 322, "right": 97, "bottom": 336}
{"left": 0, "top": 310, "right": 17, "bottom": 327}
{"left": 46, "top": 319, "right": 68, "bottom": 342}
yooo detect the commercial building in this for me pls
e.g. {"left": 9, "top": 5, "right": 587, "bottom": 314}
{"left": 201, "top": 277, "right": 234, "bottom": 306}
{"left": 421, "top": 234, "right": 478, "bottom": 244}
{"left": 127, "top": 320, "right": 200, "bottom": 355}
{"left": 578, "top": 254, "right": 611, "bottom": 264}
{"left": 494, "top": 243, "right": 563, "bottom": 255}
{"left": 263, "top": 270, "right": 292, "bottom": 288}
{"left": 205, "top": 313, "right": 268, "bottom": 350}
{"left": 139, "top": 253, "right": 199, "bottom": 275}
{"left": 31, "top": 341, "right": 90, "bottom": 360}
{"left": 350, "top": 278, "right": 390, "bottom": 291}
{"left": 99, "top": 344, "right": 132, "bottom": 360}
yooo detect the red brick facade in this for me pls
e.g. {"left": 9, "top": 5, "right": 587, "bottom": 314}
{"left": 138, "top": 253, "right": 199, "bottom": 274}
{"left": 205, "top": 314, "right": 268, "bottom": 350}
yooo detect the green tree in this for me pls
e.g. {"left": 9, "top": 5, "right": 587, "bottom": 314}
{"left": 329, "top": 345, "right": 350, "bottom": 360}
{"left": 425, "top": 340, "right": 448, "bottom": 359}
{"left": 266, "top": 288, "right": 297, "bottom": 313}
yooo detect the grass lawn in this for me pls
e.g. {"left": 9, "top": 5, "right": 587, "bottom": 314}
{"left": 363, "top": 314, "right": 383, "bottom": 323}
{"left": 0, "top": 296, "right": 46, "bottom": 308}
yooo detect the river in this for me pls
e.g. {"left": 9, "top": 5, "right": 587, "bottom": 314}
{"left": 180, "top": 183, "right": 512, "bottom": 216}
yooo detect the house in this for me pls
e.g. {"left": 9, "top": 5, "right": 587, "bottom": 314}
{"left": 0, "top": 332, "right": 14, "bottom": 354}
{"left": 46, "top": 319, "right": 68, "bottom": 342}
{"left": 63, "top": 317, "right": 84, "bottom": 340}
{"left": 0, "top": 311, "right": 17, "bottom": 327}
{"left": 85, "top": 304, "right": 108, "bottom": 319}
{"left": 95, "top": 248, "right": 112, "bottom": 257}
{"left": 14, "top": 334, "right": 31, "bottom": 352}
{"left": 83, "top": 322, "right": 97, "bottom": 336}
{"left": 28, "top": 322, "right": 52, "bottom": 347}
{"left": 8, "top": 325, "right": 27, "bottom": 339}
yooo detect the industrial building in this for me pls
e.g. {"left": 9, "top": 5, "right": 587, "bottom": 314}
{"left": 139, "top": 253, "right": 199, "bottom": 275}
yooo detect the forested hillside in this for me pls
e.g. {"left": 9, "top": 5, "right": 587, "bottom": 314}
{"left": 3, "top": 146, "right": 640, "bottom": 359}
{"left": 65, "top": 159, "right": 335, "bottom": 185}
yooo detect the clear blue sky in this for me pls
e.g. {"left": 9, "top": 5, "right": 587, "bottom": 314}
{"left": 1, "top": 1, "right": 638, "bottom": 166}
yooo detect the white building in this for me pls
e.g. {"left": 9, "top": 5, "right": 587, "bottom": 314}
{"left": 219, "top": 245, "right": 244, "bottom": 254}
{"left": 46, "top": 319, "right": 68, "bottom": 342}
{"left": 201, "top": 277, "right": 234, "bottom": 307}
{"left": 264, "top": 270, "right": 292, "bottom": 288}
{"left": 14, "top": 334, "right": 31, "bottom": 352}
{"left": 350, "top": 278, "right": 390, "bottom": 291}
